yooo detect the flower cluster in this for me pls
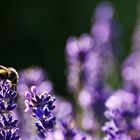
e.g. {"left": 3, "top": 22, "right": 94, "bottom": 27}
{"left": 18, "top": 66, "right": 53, "bottom": 95}
{"left": 65, "top": 2, "right": 116, "bottom": 136}
{"left": 0, "top": 81, "right": 20, "bottom": 140}
{"left": 25, "top": 86, "right": 56, "bottom": 139}
{"left": 103, "top": 90, "right": 140, "bottom": 140}
{"left": 16, "top": 66, "right": 54, "bottom": 139}
{"left": 66, "top": 34, "right": 94, "bottom": 92}
{"left": 61, "top": 120, "right": 77, "bottom": 139}
{"left": 61, "top": 120, "right": 88, "bottom": 140}
{"left": 102, "top": 8, "right": 140, "bottom": 140}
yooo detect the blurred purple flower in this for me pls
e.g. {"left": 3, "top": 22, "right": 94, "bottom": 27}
{"left": 103, "top": 89, "right": 140, "bottom": 139}
{"left": 66, "top": 34, "right": 94, "bottom": 92}
{"left": 18, "top": 66, "right": 53, "bottom": 95}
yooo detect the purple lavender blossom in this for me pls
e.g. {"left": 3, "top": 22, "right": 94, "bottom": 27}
{"left": 25, "top": 86, "right": 56, "bottom": 139}
{"left": 91, "top": 2, "right": 114, "bottom": 46}
{"left": 18, "top": 66, "right": 53, "bottom": 95}
{"left": 91, "top": 2, "right": 117, "bottom": 79}
{"left": 16, "top": 66, "right": 54, "bottom": 139}
{"left": 41, "top": 119, "right": 93, "bottom": 140}
{"left": 101, "top": 5, "right": 140, "bottom": 140}
{"left": 65, "top": 2, "right": 116, "bottom": 134}
{"left": 54, "top": 96, "right": 73, "bottom": 120}
{"left": 0, "top": 81, "right": 20, "bottom": 140}
{"left": 17, "top": 66, "right": 77, "bottom": 139}
{"left": 66, "top": 34, "right": 94, "bottom": 92}
{"left": 61, "top": 120, "right": 77, "bottom": 139}
{"left": 103, "top": 89, "right": 140, "bottom": 140}
{"left": 122, "top": 16, "right": 140, "bottom": 91}
{"left": 59, "top": 119, "right": 91, "bottom": 140}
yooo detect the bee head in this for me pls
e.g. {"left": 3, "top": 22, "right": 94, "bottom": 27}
{"left": 8, "top": 67, "right": 19, "bottom": 85}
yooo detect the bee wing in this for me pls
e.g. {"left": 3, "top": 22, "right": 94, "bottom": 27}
{"left": 8, "top": 67, "right": 19, "bottom": 84}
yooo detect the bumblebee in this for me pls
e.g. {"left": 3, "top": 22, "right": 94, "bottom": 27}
{"left": 0, "top": 65, "right": 19, "bottom": 90}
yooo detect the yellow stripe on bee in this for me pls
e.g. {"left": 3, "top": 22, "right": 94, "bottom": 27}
{"left": 0, "top": 69, "right": 7, "bottom": 75}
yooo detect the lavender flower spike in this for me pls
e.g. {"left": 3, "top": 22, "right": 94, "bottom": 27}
{"left": 0, "top": 81, "right": 20, "bottom": 140}
{"left": 25, "top": 86, "right": 56, "bottom": 139}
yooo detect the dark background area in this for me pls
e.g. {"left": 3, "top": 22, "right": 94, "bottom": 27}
{"left": 0, "top": 0, "right": 138, "bottom": 96}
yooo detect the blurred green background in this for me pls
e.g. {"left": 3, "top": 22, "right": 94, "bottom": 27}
{"left": 0, "top": 0, "right": 138, "bottom": 96}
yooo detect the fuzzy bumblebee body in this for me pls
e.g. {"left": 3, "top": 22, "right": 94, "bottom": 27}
{"left": 0, "top": 65, "right": 19, "bottom": 90}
